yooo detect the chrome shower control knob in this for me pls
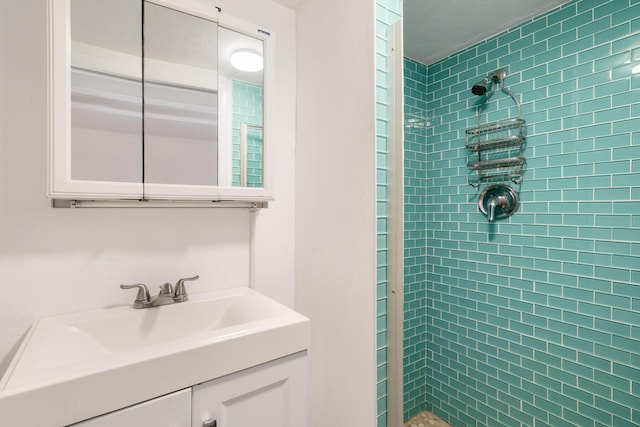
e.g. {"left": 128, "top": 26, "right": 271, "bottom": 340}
{"left": 478, "top": 184, "right": 519, "bottom": 222}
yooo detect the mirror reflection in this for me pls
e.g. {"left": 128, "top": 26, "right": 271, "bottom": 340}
{"left": 218, "top": 27, "right": 264, "bottom": 188}
{"left": 240, "top": 124, "right": 264, "bottom": 187}
{"left": 144, "top": 2, "right": 218, "bottom": 187}
{"left": 70, "top": 0, "right": 142, "bottom": 184}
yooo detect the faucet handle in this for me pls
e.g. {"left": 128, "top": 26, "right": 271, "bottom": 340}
{"left": 174, "top": 275, "right": 199, "bottom": 302}
{"left": 120, "top": 283, "right": 151, "bottom": 308}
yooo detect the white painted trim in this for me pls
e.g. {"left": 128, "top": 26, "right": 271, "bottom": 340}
{"left": 52, "top": 199, "right": 264, "bottom": 208}
{"left": 143, "top": 182, "right": 220, "bottom": 200}
{"left": 215, "top": 186, "right": 274, "bottom": 201}
{"left": 262, "top": 26, "right": 276, "bottom": 201}
{"left": 47, "top": 0, "right": 69, "bottom": 198}
{"left": 387, "top": 20, "right": 405, "bottom": 427}
{"left": 217, "top": 75, "right": 233, "bottom": 187}
{"left": 50, "top": 181, "right": 144, "bottom": 200}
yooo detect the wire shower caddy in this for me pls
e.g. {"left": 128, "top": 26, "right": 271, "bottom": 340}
{"left": 466, "top": 71, "right": 525, "bottom": 188}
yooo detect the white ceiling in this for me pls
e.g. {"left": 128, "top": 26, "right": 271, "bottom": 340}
{"left": 272, "top": 0, "right": 572, "bottom": 65}
{"left": 404, "top": 0, "right": 572, "bottom": 65}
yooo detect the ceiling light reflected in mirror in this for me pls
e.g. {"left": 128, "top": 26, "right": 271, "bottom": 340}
{"left": 230, "top": 49, "right": 263, "bottom": 72}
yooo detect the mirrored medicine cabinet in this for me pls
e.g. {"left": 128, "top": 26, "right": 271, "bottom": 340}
{"left": 48, "top": 0, "right": 274, "bottom": 207}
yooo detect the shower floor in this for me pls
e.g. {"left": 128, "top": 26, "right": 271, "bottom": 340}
{"left": 404, "top": 410, "right": 452, "bottom": 427}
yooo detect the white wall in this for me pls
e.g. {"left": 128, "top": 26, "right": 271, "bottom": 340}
{"left": 295, "top": 0, "right": 378, "bottom": 425}
{"left": 0, "top": 0, "right": 295, "bottom": 373}
{"left": 214, "top": 0, "right": 297, "bottom": 308}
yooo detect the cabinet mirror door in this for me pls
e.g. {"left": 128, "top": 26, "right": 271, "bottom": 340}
{"left": 49, "top": 0, "right": 144, "bottom": 199}
{"left": 142, "top": 2, "right": 219, "bottom": 199}
{"left": 217, "top": 27, "right": 265, "bottom": 190}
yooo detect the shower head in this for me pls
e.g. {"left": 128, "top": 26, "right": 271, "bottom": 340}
{"left": 471, "top": 78, "right": 489, "bottom": 96}
{"left": 471, "top": 68, "right": 508, "bottom": 96}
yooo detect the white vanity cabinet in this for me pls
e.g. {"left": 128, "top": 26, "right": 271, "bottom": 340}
{"left": 70, "top": 389, "right": 191, "bottom": 427}
{"left": 68, "top": 352, "right": 307, "bottom": 427}
{"left": 192, "top": 352, "right": 308, "bottom": 427}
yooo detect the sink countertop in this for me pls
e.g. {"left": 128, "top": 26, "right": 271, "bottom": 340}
{"left": 0, "top": 287, "right": 310, "bottom": 427}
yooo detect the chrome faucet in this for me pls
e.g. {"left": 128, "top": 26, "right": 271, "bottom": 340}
{"left": 120, "top": 275, "right": 199, "bottom": 309}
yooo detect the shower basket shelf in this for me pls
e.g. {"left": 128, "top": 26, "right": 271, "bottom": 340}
{"left": 466, "top": 75, "right": 526, "bottom": 188}
{"left": 468, "top": 156, "right": 524, "bottom": 170}
{"left": 467, "top": 156, "right": 525, "bottom": 186}
{"left": 465, "top": 118, "right": 525, "bottom": 152}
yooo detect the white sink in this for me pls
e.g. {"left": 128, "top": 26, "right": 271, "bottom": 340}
{"left": 0, "top": 287, "right": 309, "bottom": 427}
{"left": 74, "top": 291, "right": 275, "bottom": 353}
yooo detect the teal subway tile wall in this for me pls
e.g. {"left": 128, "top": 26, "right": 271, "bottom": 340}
{"left": 376, "top": 0, "right": 402, "bottom": 425}
{"left": 403, "top": 57, "right": 429, "bottom": 420}
{"left": 232, "top": 80, "right": 263, "bottom": 187}
{"left": 418, "top": 0, "right": 640, "bottom": 426}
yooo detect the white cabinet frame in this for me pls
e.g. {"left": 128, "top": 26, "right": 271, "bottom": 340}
{"left": 47, "top": 0, "right": 275, "bottom": 204}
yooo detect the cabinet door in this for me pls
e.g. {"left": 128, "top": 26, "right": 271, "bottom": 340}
{"left": 70, "top": 389, "right": 191, "bottom": 427}
{"left": 192, "top": 352, "right": 308, "bottom": 427}
{"left": 142, "top": 1, "right": 220, "bottom": 200}
{"left": 49, "top": 0, "right": 144, "bottom": 200}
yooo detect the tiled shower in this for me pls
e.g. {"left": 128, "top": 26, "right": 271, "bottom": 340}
{"left": 403, "top": 56, "right": 429, "bottom": 418}
{"left": 401, "top": 0, "right": 640, "bottom": 426}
